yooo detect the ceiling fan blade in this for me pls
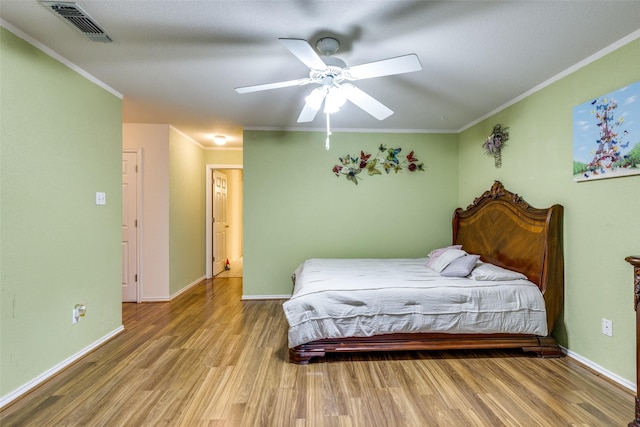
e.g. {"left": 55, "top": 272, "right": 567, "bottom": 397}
{"left": 235, "top": 78, "right": 311, "bottom": 94}
{"left": 297, "top": 103, "right": 321, "bottom": 123}
{"left": 342, "top": 84, "right": 393, "bottom": 120}
{"left": 297, "top": 87, "right": 326, "bottom": 122}
{"left": 345, "top": 54, "right": 422, "bottom": 80}
{"left": 279, "top": 38, "right": 328, "bottom": 71}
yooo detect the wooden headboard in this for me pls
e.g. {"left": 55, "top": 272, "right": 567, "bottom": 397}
{"left": 452, "top": 181, "right": 564, "bottom": 332}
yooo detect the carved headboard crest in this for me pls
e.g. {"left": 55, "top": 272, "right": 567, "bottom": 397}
{"left": 467, "top": 181, "right": 530, "bottom": 210}
{"left": 627, "top": 256, "right": 640, "bottom": 310}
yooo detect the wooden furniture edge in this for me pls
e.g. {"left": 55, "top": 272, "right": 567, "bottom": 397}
{"left": 627, "top": 255, "right": 640, "bottom": 427}
{"left": 289, "top": 334, "right": 562, "bottom": 364}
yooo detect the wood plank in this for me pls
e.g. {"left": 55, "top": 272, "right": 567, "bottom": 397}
{"left": 0, "top": 277, "right": 633, "bottom": 426}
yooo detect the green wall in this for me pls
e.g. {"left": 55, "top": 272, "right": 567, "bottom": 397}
{"left": 1, "top": 28, "right": 123, "bottom": 396}
{"left": 204, "top": 148, "right": 243, "bottom": 165}
{"left": 458, "top": 39, "right": 640, "bottom": 382}
{"left": 243, "top": 130, "right": 459, "bottom": 296}
{"left": 169, "top": 128, "right": 206, "bottom": 295}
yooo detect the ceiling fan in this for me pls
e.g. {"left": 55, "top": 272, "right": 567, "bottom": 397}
{"left": 235, "top": 37, "right": 423, "bottom": 124}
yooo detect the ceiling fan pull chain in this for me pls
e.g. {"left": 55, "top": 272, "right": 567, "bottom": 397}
{"left": 325, "top": 112, "right": 332, "bottom": 150}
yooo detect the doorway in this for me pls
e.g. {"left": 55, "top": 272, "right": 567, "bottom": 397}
{"left": 122, "top": 150, "right": 142, "bottom": 302}
{"left": 206, "top": 164, "right": 243, "bottom": 279}
{"left": 212, "top": 170, "right": 228, "bottom": 276}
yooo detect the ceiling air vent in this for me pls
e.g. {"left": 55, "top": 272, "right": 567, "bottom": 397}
{"left": 40, "top": 2, "right": 112, "bottom": 42}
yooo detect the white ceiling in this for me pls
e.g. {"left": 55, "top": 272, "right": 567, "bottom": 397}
{"left": 1, "top": 1, "right": 639, "bottom": 149}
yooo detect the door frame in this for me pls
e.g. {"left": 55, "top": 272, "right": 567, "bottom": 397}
{"left": 123, "top": 149, "right": 144, "bottom": 302}
{"left": 206, "top": 163, "right": 242, "bottom": 279}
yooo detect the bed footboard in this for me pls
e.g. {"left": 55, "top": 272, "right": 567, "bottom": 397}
{"left": 289, "top": 334, "right": 562, "bottom": 364}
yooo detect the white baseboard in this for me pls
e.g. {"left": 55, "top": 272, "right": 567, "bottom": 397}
{"left": 0, "top": 326, "right": 125, "bottom": 410}
{"left": 242, "top": 294, "right": 291, "bottom": 300}
{"left": 141, "top": 296, "right": 171, "bottom": 302}
{"left": 170, "top": 275, "right": 206, "bottom": 300}
{"left": 563, "top": 346, "right": 636, "bottom": 393}
{"left": 141, "top": 276, "right": 207, "bottom": 302}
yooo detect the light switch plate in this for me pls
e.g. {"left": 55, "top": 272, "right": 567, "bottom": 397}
{"left": 96, "top": 192, "right": 106, "bottom": 205}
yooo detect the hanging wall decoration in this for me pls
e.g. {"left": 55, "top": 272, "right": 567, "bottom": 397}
{"left": 332, "top": 144, "right": 425, "bottom": 185}
{"left": 572, "top": 81, "right": 640, "bottom": 182}
{"left": 482, "top": 124, "right": 509, "bottom": 168}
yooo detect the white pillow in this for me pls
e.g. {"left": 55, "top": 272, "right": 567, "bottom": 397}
{"left": 429, "top": 249, "right": 468, "bottom": 273}
{"left": 441, "top": 254, "right": 481, "bottom": 277}
{"left": 469, "top": 262, "right": 528, "bottom": 281}
{"left": 425, "top": 245, "right": 462, "bottom": 268}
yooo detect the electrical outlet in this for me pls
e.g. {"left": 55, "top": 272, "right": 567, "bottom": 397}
{"left": 77, "top": 304, "right": 86, "bottom": 317}
{"left": 72, "top": 307, "right": 79, "bottom": 324}
{"left": 601, "top": 318, "right": 613, "bottom": 337}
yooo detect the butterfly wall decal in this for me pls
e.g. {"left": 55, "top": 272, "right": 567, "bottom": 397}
{"left": 331, "top": 145, "right": 425, "bottom": 185}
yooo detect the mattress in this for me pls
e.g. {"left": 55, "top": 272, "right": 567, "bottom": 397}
{"left": 283, "top": 258, "right": 548, "bottom": 348}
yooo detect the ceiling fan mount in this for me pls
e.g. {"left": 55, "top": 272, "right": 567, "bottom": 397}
{"left": 316, "top": 37, "right": 340, "bottom": 56}
{"left": 235, "top": 37, "right": 422, "bottom": 124}
{"left": 310, "top": 64, "right": 346, "bottom": 84}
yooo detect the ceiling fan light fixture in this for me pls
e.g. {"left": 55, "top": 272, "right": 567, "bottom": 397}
{"left": 305, "top": 87, "right": 326, "bottom": 110}
{"left": 213, "top": 135, "right": 227, "bottom": 146}
{"left": 324, "top": 87, "right": 346, "bottom": 114}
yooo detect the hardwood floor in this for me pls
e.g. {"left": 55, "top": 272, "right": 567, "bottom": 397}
{"left": 1, "top": 277, "right": 634, "bottom": 426}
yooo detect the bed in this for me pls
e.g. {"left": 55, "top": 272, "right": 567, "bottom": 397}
{"left": 283, "top": 181, "right": 564, "bottom": 364}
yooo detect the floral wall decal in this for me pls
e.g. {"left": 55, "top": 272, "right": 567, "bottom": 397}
{"left": 482, "top": 124, "right": 509, "bottom": 168}
{"left": 332, "top": 144, "right": 425, "bottom": 185}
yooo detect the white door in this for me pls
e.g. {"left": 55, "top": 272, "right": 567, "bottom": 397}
{"left": 122, "top": 152, "right": 138, "bottom": 302}
{"left": 213, "top": 170, "right": 228, "bottom": 276}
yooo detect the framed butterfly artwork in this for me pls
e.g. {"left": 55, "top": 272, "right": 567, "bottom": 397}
{"left": 572, "top": 81, "right": 640, "bottom": 182}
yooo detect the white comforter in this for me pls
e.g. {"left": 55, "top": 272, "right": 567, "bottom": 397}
{"left": 282, "top": 258, "right": 548, "bottom": 348}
